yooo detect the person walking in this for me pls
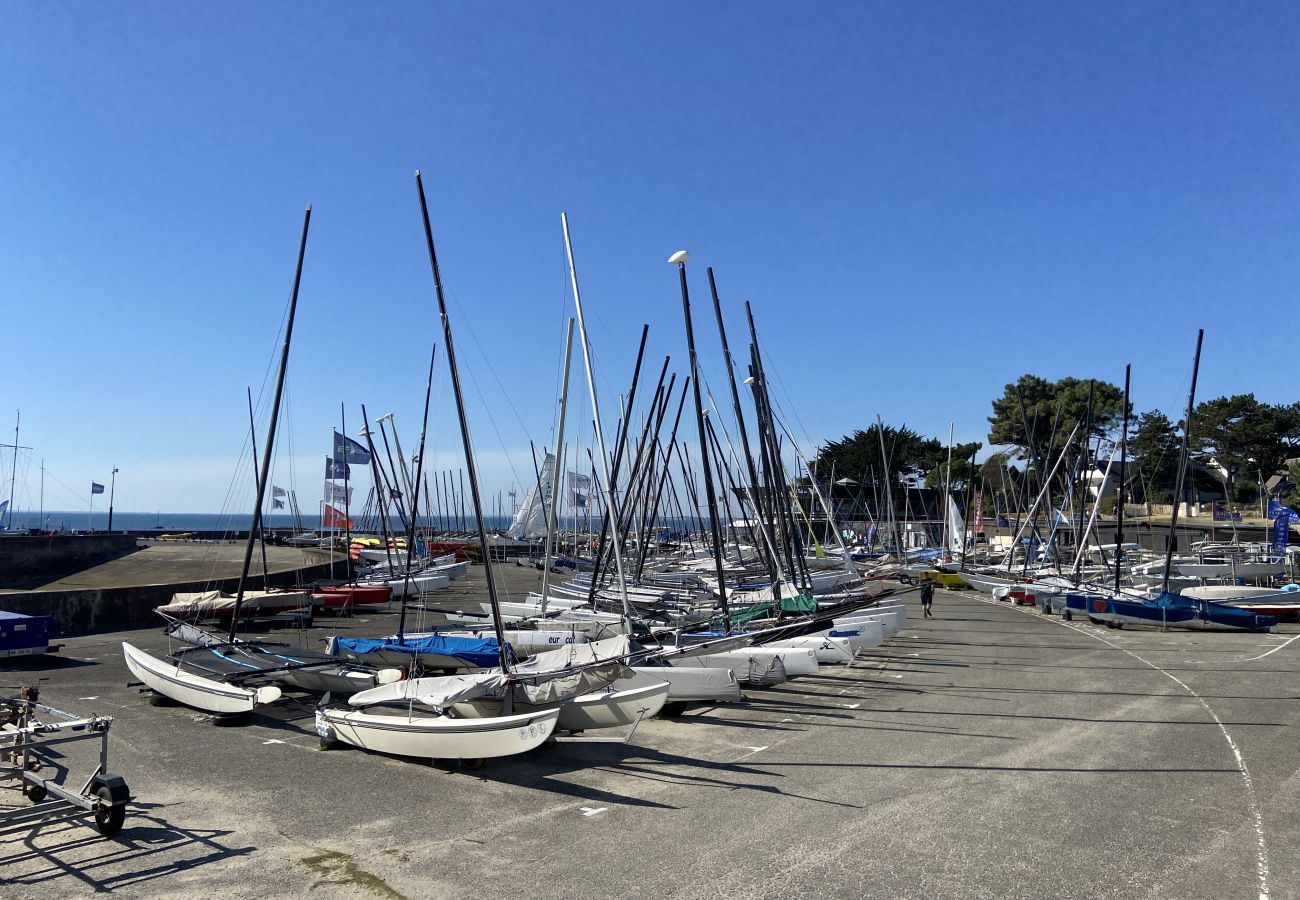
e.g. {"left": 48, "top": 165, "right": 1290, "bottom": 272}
{"left": 920, "top": 578, "right": 935, "bottom": 618}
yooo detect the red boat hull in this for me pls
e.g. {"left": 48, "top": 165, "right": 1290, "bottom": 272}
{"left": 313, "top": 585, "right": 392, "bottom": 609}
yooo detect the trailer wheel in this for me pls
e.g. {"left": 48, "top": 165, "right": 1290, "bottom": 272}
{"left": 898, "top": 574, "right": 913, "bottom": 585}
{"left": 1115, "top": 623, "right": 1124, "bottom": 630}
{"left": 459, "top": 757, "right": 485, "bottom": 770}
{"left": 147, "top": 691, "right": 172, "bottom": 707}
{"left": 93, "top": 786, "right": 126, "bottom": 837}
{"left": 25, "top": 783, "right": 47, "bottom": 803}
{"left": 1062, "top": 610, "right": 1072, "bottom": 621}
{"left": 658, "top": 701, "right": 688, "bottom": 719}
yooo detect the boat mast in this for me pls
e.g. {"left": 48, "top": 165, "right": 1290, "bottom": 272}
{"left": 1114, "top": 364, "right": 1131, "bottom": 594}
{"left": 7, "top": 411, "right": 18, "bottom": 530}
{"left": 395, "top": 345, "right": 439, "bottom": 640}
{"left": 1160, "top": 330, "right": 1205, "bottom": 596}
{"left": 561, "top": 212, "right": 634, "bottom": 628}
{"left": 539, "top": 318, "right": 576, "bottom": 616}
{"left": 413, "top": 172, "right": 511, "bottom": 669}
{"left": 246, "top": 387, "right": 271, "bottom": 583}
{"left": 229, "top": 204, "right": 312, "bottom": 642}
{"left": 707, "top": 270, "right": 778, "bottom": 586}
{"left": 671, "top": 251, "right": 731, "bottom": 630}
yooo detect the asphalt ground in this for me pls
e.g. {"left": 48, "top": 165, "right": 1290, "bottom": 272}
{"left": 0, "top": 543, "right": 341, "bottom": 593}
{"left": 2, "top": 570, "right": 1299, "bottom": 900}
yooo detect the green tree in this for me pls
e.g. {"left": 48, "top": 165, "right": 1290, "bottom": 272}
{"left": 987, "top": 374, "right": 1128, "bottom": 467}
{"left": 1191, "top": 395, "right": 1300, "bottom": 496}
{"left": 1127, "top": 410, "right": 1180, "bottom": 503}
{"left": 811, "top": 424, "right": 979, "bottom": 498}
{"left": 1285, "top": 460, "right": 1300, "bottom": 511}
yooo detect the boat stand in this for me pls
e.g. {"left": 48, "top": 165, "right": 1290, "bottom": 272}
{"left": 0, "top": 686, "right": 130, "bottom": 838}
{"left": 550, "top": 708, "right": 651, "bottom": 745}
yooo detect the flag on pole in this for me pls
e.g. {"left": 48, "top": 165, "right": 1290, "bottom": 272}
{"left": 567, "top": 472, "right": 591, "bottom": 508}
{"left": 333, "top": 431, "right": 372, "bottom": 464}
{"left": 328, "top": 484, "right": 352, "bottom": 504}
{"left": 323, "top": 504, "right": 353, "bottom": 529}
{"left": 326, "top": 457, "right": 351, "bottom": 480}
{"left": 273, "top": 499, "right": 285, "bottom": 509}
{"left": 389, "top": 487, "right": 402, "bottom": 500}
{"left": 1272, "top": 515, "right": 1292, "bottom": 555}
{"left": 272, "top": 485, "right": 287, "bottom": 498}
{"left": 1268, "top": 499, "right": 1299, "bottom": 521}
{"left": 91, "top": 482, "right": 105, "bottom": 495}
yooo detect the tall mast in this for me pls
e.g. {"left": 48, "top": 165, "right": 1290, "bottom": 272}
{"left": 561, "top": 213, "right": 634, "bottom": 627}
{"left": 395, "top": 345, "right": 439, "bottom": 640}
{"left": 414, "top": 172, "right": 510, "bottom": 669}
{"left": 1161, "top": 330, "right": 1205, "bottom": 596}
{"left": 7, "top": 411, "right": 18, "bottom": 530}
{"left": 942, "top": 422, "right": 954, "bottom": 556}
{"left": 707, "top": 270, "right": 777, "bottom": 585}
{"left": 1114, "top": 364, "right": 1131, "bottom": 594}
{"left": 671, "top": 251, "right": 731, "bottom": 630}
{"left": 229, "top": 204, "right": 312, "bottom": 642}
{"left": 540, "top": 318, "right": 576, "bottom": 615}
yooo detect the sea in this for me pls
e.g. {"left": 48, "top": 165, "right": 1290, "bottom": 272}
{"left": 7, "top": 510, "right": 516, "bottom": 534}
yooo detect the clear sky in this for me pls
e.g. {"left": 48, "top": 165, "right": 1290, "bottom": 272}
{"left": 2, "top": 2, "right": 1298, "bottom": 515}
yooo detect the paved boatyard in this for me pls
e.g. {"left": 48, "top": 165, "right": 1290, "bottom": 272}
{"left": 3, "top": 567, "right": 1300, "bottom": 900}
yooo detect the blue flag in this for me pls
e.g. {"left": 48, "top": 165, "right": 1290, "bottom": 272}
{"left": 333, "top": 431, "right": 372, "bottom": 465}
{"left": 91, "top": 482, "right": 105, "bottom": 495}
{"left": 1272, "top": 515, "right": 1291, "bottom": 555}
{"left": 326, "top": 457, "right": 351, "bottom": 480}
{"left": 1268, "top": 499, "right": 1299, "bottom": 521}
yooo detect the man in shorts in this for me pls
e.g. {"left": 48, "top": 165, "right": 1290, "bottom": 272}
{"left": 920, "top": 578, "right": 935, "bottom": 618}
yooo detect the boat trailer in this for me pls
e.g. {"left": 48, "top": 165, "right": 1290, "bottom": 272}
{"left": 0, "top": 686, "right": 130, "bottom": 838}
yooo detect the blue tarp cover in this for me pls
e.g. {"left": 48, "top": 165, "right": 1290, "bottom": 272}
{"left": 334, "top": 634, "right": 501, "bottom": 667}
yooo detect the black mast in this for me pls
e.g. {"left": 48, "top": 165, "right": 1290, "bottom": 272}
{"left": 1160, "top": 331, "right": 1204, "bottom": 596}
{"left": 1115, "top": 364, "right": 1131, "bottom": 594}
{"left": 413, "top": 172, "right": 510, "bottom": 671}
{"left": 671, "top": 252, "right": 730, "bottom": 630}
{"left": 229, "top": 204, "right": 311, "bottom": 642}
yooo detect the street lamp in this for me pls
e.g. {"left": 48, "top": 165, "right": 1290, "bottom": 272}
{"left": 107, "top": 467, "right": 119, "bottom": 532}
{"left": 1248, "top": 457, "right": 1263, "bottom": 519}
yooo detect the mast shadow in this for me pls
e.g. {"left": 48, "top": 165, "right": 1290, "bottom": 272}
{"left": 0, "top": 803, "right": 254, "bottom": 892}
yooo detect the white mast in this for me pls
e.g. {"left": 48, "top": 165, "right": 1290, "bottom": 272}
{"left": 561, "top": 213, "right": 634, "bottom": 628}
{"left": 540, "top": 318, "right": 576, "bottom": 615}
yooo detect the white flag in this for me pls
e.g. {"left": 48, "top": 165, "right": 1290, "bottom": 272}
{"left": 566, "top": 472, "right": 591, "bottom": 507}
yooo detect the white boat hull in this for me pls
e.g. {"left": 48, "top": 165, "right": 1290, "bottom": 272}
{"left": 122, "top": 642, "right": 280, "bottom": 714}
{"left": 765, "top": 635, "right": 855, "bottom": 664}
{"left": 826, "top": 620, "right": 884, "bottom": 650}
{"left": 317, "top": 706, "right": 559, "bottom": 759}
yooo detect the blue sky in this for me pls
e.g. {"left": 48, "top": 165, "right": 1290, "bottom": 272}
{"left": 2, "top": 2, "right": 1298, "bottom": 515}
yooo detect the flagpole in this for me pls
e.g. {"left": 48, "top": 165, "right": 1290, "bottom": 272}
{"left": 340, "top": 408, "right": 353, "bottom": 563}
{"left": 107, "top": 467, "right": 118, "bottom": 533}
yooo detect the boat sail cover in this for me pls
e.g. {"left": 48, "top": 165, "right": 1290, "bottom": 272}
{"left": 331, "top": 633, "right": 502, "bottom": 668}
{"left": 508, "top": 635, "right": 632, "bottom": 705}
{"left": 348, "top": 671, "right": 508, "bottom": 708}
{"left": 508, "top": 452, "right": 556, "bottom": 540}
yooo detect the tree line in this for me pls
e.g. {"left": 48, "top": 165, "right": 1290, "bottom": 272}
{"left": 811, "top": 374, "right": 1300, "bottom": 515}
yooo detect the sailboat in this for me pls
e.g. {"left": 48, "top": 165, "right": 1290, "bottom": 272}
{"left": 123, "top": 207, "right": 400, "bottom": 716}
{"left": 1059, "top": 342, "right": 1276, "bottom": 632}
{"left": 316, "top": 174, "right": 661, "bottom": 763}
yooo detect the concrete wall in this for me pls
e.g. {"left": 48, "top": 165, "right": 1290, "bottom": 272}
{"left": 0, "top": 560, "right": 340, "bottom": 636}
{"left": 0, "top": 534, "right": 140, "bottom": 580}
